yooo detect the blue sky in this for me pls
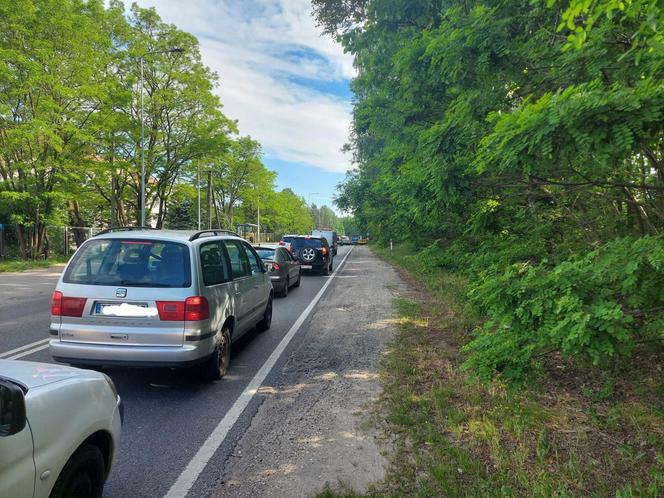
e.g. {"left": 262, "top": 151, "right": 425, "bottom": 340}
{"left": 134, "top": 0, "right": 355, "bottom": 213}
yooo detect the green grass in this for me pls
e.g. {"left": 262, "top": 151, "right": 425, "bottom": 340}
{"left": 316, "top": 243, "right": 664, "bottom": 498}
{"left": 0, "top": 257, "right": 68, "bottom": 273}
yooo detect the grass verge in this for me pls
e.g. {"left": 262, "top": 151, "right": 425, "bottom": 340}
{"left": 320, "top": 243, "right": 664, "bottom": 497}
{"left": 0, "top": 257, "right": 67, "bottom": 273}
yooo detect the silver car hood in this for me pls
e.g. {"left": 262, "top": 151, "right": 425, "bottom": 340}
{"left": 0, "top": 359, "right": 98, "bottom": 390}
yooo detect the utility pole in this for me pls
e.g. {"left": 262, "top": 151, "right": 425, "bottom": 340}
{"left": 257, "top": 198, "right": 261, "bottom": 244}
{"left": 197, "top": 162, "right": 201, "bottom": 230}
{"left": 207, "top": 170, "right": 212, "bottom": 229}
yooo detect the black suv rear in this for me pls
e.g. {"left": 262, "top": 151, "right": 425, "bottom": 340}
{"left": 290, "top": 236, "right": 333, "bottom": 275}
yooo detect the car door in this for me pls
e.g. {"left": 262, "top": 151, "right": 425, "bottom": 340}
{"left": 281, "top": 248, "right": 299, "bottom": 281}
{"left": 222, "top": 240, "right": 254, "bottom": 337}
{"left": 241, "top": 242, "right": 268, "bottom": 323}
{"left": 0, "top": 383, "right": 34, "bottom": 498}
{"left": 199, "top": 241, "right": 233, "bottom": 334}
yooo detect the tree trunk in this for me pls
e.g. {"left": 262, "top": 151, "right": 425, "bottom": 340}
{"left": 67, "top": 200, "right": 88, "bottom": 247}
{"left": 212, "top": 187, "right": 222, "bottom": 229}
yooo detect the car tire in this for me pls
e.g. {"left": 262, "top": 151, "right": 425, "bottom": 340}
{"left": 50, "top": 444, "right": 106, "bottom": 498}
{"left": 294, "top": 271, "right": 301, "bottom": 287}
{"left": 329, "top": 261, "right": 334, "bottom": 273}
{"left": 257, "top": 297, "right": 273, "bottom": 332}
{"left": 200, "top": 328, "right": 231, "bottom": 382}
{"left": 322, "top": 262, "right": 330, "bottom": 276}
{"left": 279, "top": 278, "right": 289, "bottom": 298}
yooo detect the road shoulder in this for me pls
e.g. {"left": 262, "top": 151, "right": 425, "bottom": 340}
{"left": 213, "top": 246, "right": 406, "bottom": 497}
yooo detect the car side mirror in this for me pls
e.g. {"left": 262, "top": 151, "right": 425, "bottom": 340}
{"left": 0, "top": 379, "right": 27, "bottom": 437}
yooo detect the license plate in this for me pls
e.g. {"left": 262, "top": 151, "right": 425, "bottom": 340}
{"left": 301, "top": 265, "right": 312, "bottom": 269}
{"left": 95, "top": 302, "right": 147, "bottom": 314}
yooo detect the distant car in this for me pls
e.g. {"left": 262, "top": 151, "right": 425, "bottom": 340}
{"left": 49, "top": 228, "right": 273, "bottom": 382}
{"left": 253, "top": 244, "right": 301, "bottom": 297}
{"left": 0, "top": 359, "right": 122, "bottom": 498}
{"left": 339, "top": 235, "right": 350, "bottom": 246}
{"left": 290, "top": 236, "right": 333, "bottom": 275}
{"left": 278, "top": 234, "right": 297, "bottom": 252}
{"left": 311, "top": 229, "right": 338, "bottom": 256}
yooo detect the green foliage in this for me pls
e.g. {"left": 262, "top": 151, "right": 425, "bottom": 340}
{"left": 0, "top": 0, "right": 315, "bottom": 256}
{"left": 315, "top": 0, "right": 664, "bottom": 381}
{"left": 464, "top": 237, "right": 664, "bottom": 381}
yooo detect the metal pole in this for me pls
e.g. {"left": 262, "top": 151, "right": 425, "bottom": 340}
{"left": 197, "top": 162, "right": 201, "bottom": 230}
{"left": 257, "top": 195, "right": 260, "bottom": 244}
{"left": 139, "top": 56, "right": 146, "bottom": 228}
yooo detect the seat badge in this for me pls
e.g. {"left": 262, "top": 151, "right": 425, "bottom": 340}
{"left": 116, "top": 288, "right": 127, "bottom": 298}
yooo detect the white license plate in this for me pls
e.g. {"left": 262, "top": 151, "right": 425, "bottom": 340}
{"left": 95, "top": 302, "right": 147, "bottom": 314}
{"left": 301, "top": 265, "right": 312, "bottom": 270}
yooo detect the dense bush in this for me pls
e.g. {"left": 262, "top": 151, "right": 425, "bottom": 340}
{"left": 464, "top": 236, "right": 664, "bottom": 381}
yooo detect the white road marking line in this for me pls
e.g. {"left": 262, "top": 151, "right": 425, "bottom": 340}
{"left": 0, "top": 338, "right": 50, "bottom": 359}
{"left": 6, "top": 343, "right": 49, "bottom": 360}
{"left": 164, "top": 246, "right": 355, "bottom": 498}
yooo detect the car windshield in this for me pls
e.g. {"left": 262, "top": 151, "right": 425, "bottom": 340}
{"left": 291, "top": 238, "right": 323, "bottom": 249}
{"left": 255, "top": 248, "right": 276, "bottom": 259}
{"left": 63, "top": 239, "right": 192, "bottom": 287}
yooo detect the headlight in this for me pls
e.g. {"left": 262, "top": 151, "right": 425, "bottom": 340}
{"left": 102, "top": 373, "right": 118, "bottom": 398}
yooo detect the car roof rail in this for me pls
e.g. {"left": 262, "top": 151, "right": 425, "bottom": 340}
{"left": 95, "top": 226, "right": 156, "bottom": 236}
{"left": 189, "top": 229, "right": 241, "bottom": 241}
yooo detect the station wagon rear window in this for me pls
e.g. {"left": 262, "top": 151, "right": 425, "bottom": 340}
{"left": 291, "top": 238, "right": 323, "bottom": 249}
{"left": 255, "top": 248, "right": 276, "bottom": 259}
{"left": 63, "top": 239, "right": 192, "bottom": 288}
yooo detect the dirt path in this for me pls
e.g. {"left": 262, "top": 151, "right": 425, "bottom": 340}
{"left": 213, "top": 245, "right": 406, "bottom": 497}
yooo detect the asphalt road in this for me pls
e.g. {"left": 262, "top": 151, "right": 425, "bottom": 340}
{"left": 0, "top": 245, "right": 354, "bottom": 497}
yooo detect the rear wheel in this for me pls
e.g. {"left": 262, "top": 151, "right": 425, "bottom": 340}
{"left": 200, "top": 328, "right": 231, "bottom": 382}
{"left": 257, "top": 297, "right": 273, "bottom": 331}
{"left": 294, "top": 271, "right": 301, "bottom": 287}
{"left": 51, "top": 445, "right": 105, "bottom": 498}
{"left": 279, "top": 277, "right": 289, "bottom": 297}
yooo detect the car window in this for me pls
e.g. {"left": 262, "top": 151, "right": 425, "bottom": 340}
{"left": 63, "top": 239, "right": 191, "bottom": 287}
{"left": 242, "top": 243, "right": 264, "bottom": 275}
{"left": 255, "top": 248, "right": 276, "bottom": 260}
{"left": 291, "top": 238, "right": 323, "bottom": 250}
{"left": 223, "top": 240, "right": 250, "bottom": 279}
{"left": 200, "top": 241, "right": 230, "bottom": 286}
{"left": 276, "top": 248, "right": 288, "bottom": 262}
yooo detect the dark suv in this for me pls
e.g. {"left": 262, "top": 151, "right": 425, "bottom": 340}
{"left": 290, "top": 236, "right": 333, "bottom": 275}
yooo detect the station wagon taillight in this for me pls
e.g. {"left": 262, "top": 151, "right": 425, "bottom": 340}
{"left": 156, "top": 301, "right": 185, "bottom": 321}
{"left": 321, "top": 247, "right": 328, "bottom": 256}
{"left": 51, "top": 291, "right": 87, "bottom": 317}
{"left": 185, "top": 296, "right": 209, "bottom": 321}
{"left": 156, "top": 296, "right": 209, "bottom": 321}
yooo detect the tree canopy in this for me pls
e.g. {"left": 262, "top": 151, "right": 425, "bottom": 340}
{"left": 0, "top": 0, "right": 314, "bottom": 257}
{"left": 315, "top": 0, "right": 664, "bottom": 380}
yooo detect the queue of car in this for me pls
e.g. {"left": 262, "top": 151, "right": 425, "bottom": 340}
{"left": 0, "top": 227, "right": 345, "bottom": 498}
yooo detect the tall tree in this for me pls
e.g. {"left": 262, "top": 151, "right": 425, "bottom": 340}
{"left": 0, "top": 0, "right": 120, "bottom": 257}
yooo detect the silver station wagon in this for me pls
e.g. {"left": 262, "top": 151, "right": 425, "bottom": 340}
{"left": 49, "top": 229, "right": 273, "bottom": 381}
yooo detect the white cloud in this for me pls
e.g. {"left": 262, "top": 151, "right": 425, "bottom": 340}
{"left": 133, "top": 0, "right": 355, "bottom": 173}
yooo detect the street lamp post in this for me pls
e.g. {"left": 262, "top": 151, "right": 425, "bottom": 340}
{"left": 138, "top": 47, "right": 183, "bottom": 228}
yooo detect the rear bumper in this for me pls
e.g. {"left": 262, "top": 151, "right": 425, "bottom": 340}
{"left": 49, "top": 338, "right": 214, "bottom": 368}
